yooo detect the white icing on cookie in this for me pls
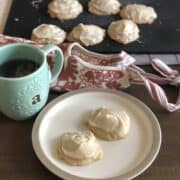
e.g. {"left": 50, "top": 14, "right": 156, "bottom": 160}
{"left": 58, "top": 131, "right": 103, "bottom": 165}
{"left": 67, "top": 23, "right": 105, "bottom": 46}
{"left": 120, "top": 4, "right": 157, "bottom": 24}
{"left": 88, "top": 107, "right": 131, "bottom": 140}
{"left": 108, "top": 19, "right": 139, "bottom": 44}
{"left": 48, "top": 0, "right": 83, "bottom": 20}
{"left": 88, "top": 0, "right": 121, "bottom": 15}
{"left": 31, "top": 24, "right": 66, "bottom": 44}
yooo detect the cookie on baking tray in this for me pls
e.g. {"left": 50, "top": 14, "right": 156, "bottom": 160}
{"left": 108, "top": 19, "right": 140, "bottom": 44}
{"left": 58, "top": 131, "right": 103, "bottom": 166}
{"left": 67, "top": 23, "right": 105, "bottom": 46}
{"left": 88, "top": 0, "right": 121, "bottom": 16}
{"left": 120, "top": 4, "right": 157, "bottom": 24}
{"left": 31, "top": 24, "right": 66, "bottom": 44}
{"left": 48, "top": 0, "right": 83, "bottom": 20}
{"left": 87, "top": 107, "right": 131, "bottom": 141}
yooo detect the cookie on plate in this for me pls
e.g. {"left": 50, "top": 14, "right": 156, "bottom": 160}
{"left": 58, "top": 131, "right": 103, "bottom": 166}
{"left": 87, "top": 107, "right": 131, "bottom": 141}
{"left": 48, "top": 0, "right": 83, "bottom": 20}
{"left": 31, "top": 24, "right": 66, "bottom": 44}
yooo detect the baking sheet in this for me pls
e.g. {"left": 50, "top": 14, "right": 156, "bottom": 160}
{"left": 4, "top": 0, "right": 180, "bottom": 53}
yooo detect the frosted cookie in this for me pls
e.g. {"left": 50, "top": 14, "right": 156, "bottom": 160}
{"left": 48, "top": 0, "right": 83, "bottom": 20}
{"left": 67, "top": 23, "right": 105, "bottom": 46}
{"left": 88, "top": 0, "right": 121, "bottom": 16}
{"left": 58, "top": 131, "right": 103, "bottom": 166}
{"left": 87, "top": 107, "right": 131, "bottom": 141}
{"left": 120, "top": 4, "right": 157, "bottom": 24}
{"left": 108, "top": 19, "right": 139, "bottom": 44}
{"left": 31, "top": 24, "right": 66, "bottom": 44}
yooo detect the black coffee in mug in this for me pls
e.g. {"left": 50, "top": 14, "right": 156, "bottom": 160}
{"left": 0, "top": 59, "right": 40, "bottom": 78}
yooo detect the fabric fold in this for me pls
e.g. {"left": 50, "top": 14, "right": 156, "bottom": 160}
{"left": 0, "top": 34, "right": 179, "bottom": 112}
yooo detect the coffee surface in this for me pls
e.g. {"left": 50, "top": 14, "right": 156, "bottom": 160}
{"left": 0, "top": 59, "right": 40, "bottom": 78}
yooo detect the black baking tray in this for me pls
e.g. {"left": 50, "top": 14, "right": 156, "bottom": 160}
{"left": 4, "top": 0, "right": 180, "bottom": 54}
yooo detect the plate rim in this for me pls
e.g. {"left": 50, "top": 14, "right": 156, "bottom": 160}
{"left": 32, "top": 88, "right": 162, "bottom": 180}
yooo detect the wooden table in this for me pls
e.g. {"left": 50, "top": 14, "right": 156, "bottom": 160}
{"left": 0, "top": 66, "right": 179, "bottom": 180}
{"left": 0, "top": 1, "right": 180, "bottom": 179}
{"left": 0, "top": 0, "right": 12, "bottom": 33}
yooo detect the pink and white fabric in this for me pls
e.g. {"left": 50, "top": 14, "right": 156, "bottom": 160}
{"left": 0, "top": 34, "right": 179, "bottom": 112}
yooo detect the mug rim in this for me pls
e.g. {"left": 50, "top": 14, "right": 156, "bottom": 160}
{"left": 0, "top": 43, "right": 46, "bottom": 81}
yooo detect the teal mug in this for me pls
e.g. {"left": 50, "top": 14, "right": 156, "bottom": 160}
{"left": 0, "top": 43, "right": 64, "bottom": 120}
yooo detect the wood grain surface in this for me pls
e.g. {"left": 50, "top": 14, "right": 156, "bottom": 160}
{"left": 0, "top": 0, "right": 12, "bottom": 33}
{"left": 0, "top": 66, "right": 179, "bottom": 180}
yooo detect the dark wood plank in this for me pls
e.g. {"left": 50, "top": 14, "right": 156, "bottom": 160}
{"left": 0, "top": 0, "right": 12, "bottom": 33}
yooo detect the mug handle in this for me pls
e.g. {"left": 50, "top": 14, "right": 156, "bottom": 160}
{"left": 41, "top": 44, "right": 64, "bottom": 84}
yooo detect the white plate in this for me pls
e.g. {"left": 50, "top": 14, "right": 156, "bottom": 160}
{"left": 32, "top": 88, "right": 161, "bottom": 180}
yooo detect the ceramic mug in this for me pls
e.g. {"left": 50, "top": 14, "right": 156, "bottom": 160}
{"left": 0, "top": 43, "right": 64, "bottom": 120}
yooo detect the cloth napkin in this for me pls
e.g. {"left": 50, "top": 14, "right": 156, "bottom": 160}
{"left": 0, "top": 34, "right": 179, "bottom": 112}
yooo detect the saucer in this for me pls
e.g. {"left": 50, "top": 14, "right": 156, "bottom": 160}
{"left": 32, "top": 88, "right": 161, "bottom": 180}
